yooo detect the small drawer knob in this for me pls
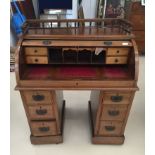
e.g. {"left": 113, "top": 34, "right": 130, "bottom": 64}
{"left": 115, "top": 59, "right": 118, "bottom": 63}
{"left": 35, "top": 59, "right": 38, "bottom": 62}
{"left": 34, "top": 50, "right": 38, "bottom": 53}
{"left": 116, "top": 50, "right": 119, "bottom": 53}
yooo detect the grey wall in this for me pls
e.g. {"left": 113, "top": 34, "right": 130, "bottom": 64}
{"left": 82, "top": 0, "right": 97, "bottom": 18}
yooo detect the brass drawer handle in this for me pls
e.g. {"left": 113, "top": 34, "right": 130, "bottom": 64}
{"left": 105, "top": 126, "right": 115, "bottom": 131}
{"left": 111, "top": 96, "right": 123, "bottom": 102}
{"left": 32, "top": 95, "right": 45, "bottom": 101}
{"left": 42, "top": 40, "right": 51, "bottom": 45}
{"left": 104, "top": 41, "right": 112, "bottom": 45}
{"left": 36, "top": 109, "right": 47, "bottom": 115}
{"left": 108, "top": 110, "right": 120, "bottom": 116}
{"left": 39, "top": 127, "right": 49, "bottom": 132}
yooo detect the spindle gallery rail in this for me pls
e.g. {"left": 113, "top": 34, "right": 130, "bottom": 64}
{"left": 22, "top": 18, "right": 133, "bottom": 40}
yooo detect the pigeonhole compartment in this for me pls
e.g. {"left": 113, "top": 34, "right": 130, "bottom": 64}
{"left": 63, "top": 48, "right": 77, "bottom": 63}
{"left": 78, "top": 48, "right": 92, "bottom": 64}
{"left": 92, "top": 49, "right": 106, "bottom": 64}
{"left": 49, "top": 48, "right": 63, "bottom": 63}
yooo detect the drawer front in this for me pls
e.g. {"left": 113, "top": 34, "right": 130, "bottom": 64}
{"left": 106, "top": 56, "right": 128, "bottom": 64}
{"left": 100, "top": 104, "right": 128, "bottom": 121}
{"left": 23, "top": 91, "right": 51, "bottom": 104}
{"left": 102, "top": 92, "right": 132, "bottom": 104}
{"left": 98, "top": 121, "right": 123, "bottom": 136}
{"left": 107, "top": 48, "right": 129, "bottom": 56}
{"left": 26, "top": 56, "right": 48, "bottom": 64}
{"left": 28, "top": 105, "right": 55, "bottom": 120}
{"left": 31, "top": 121, "right": 57, "bottom": 136}
{"left": 25, "top": 47, "right": 48, "bottom": 56}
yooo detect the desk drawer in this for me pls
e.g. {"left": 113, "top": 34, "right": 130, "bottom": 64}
{"left": 28, "top": 105, "right": 55, "bottom": 120}
{"left": 25, "top": 47, "right": 48, "bottom": 56}
{"left": 23, "top": 91, "right": 51, "bottom": 105}
{"left": 102, "top": 92, "right": 131, "bottom": 104}
{"left": 106, "top": 56, "right": 128, "bottom": 64}
{"left": 31, "top": 121, "right": 57, "bottom": 136}
{"left": 100, "top": 104, "right": 128, "bottom": 121}
{"left": 98, "top": 121, "right": 123, "bottom": 136}
{"left": 26, "top": 56, "right": 48, "bottom": 64}
{"left": 107, "top": 48, "right": 129, "bottom": 56}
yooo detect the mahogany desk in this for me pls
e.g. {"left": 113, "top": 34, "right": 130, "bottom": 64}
{"left": 15, "top": 19, "right": 139, "bottom": 144}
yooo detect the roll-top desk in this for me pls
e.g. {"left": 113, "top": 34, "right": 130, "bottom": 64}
{"left": 15, "top": 19, "right": 139, "bottom": 145}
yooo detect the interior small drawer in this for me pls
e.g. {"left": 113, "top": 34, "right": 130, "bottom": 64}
{"left": 28, "top": 105, "right": 55, "bottom": 120}
{"left": 31, "top": 121, "right": 57, "bottom": 136}
{"left": 102, "top": 92, "right": 132, "bottom": 104}
{"left": 98, "top": 121, "right": 123, "bottom": 136}
{"left": 107, "top": 48, "right": 129, "bottom": 56}
{"left": 106, "top": 56, "right": 128, "bottom": 64}
{"left": 23, "top": 91, "right": 51, "bottom": 105}
{"left": 25, "top": 47, "right": 48, "bottom": 56}
{"left": 26, "top": 56, "right": 48, "bottom": 64}
{"left": 100, "top": 104, "right": 128, "bottom": 121}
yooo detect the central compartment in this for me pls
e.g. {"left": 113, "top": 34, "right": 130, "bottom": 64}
{"left": 48, "top": 47, "right": 106, "bottom": 65}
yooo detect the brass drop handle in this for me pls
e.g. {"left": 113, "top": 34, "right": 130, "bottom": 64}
{"left": 35, "top": 59, "right": 38, "bottom": 62}
{"left": 36, "top": 109, "right": 47, "bottom": 115}
{"left": 108, "top": 110, "right": 120, "bottom": 116}
{"left": 105, "top": 126, "right": 115, "bottom": 131}
{"left": 39, "top": 127, "right": 49, "bottom": 132}
{"left": 111, "top": 95, "right": 123, "bottom": 102}
{"left": 32, "top": 94, "right": 45, "bottom": 101}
